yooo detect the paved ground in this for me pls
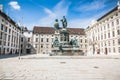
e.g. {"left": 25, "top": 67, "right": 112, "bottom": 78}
{"left": 0, "top": 54, "right": 120, "bottom": 80}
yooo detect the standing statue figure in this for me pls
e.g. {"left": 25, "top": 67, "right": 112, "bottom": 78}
{"left": 54, "top": 19, "right": 59, "bottom": 30}
{"left": 53, "top": 37, "right": 59, "bottom": 47}
{"left": 73, "top": 37, "right": 78, "bottom": 47}
{"left": 61, "top": 16, "right": 67, "bottom": 28}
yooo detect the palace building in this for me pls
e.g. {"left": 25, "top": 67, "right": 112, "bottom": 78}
{"left": 86, "top": 4, "right": 120, "bottom": 55}
{"left": 0, "top": 8, "right": 21, "bottom": 54}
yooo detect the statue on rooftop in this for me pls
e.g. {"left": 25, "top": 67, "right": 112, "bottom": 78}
{"left": 54, "top": 19, "right": 59, "bottom": 30}
{"left": 61, "top": 16, "right": 67, "bottom": 28}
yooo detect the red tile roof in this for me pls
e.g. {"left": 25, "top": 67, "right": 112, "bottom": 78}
{"left": 33, "top": 26, "right": 85, "bottom": 35}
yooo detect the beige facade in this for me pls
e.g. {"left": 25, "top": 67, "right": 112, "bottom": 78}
{"left": 0, "top": 11, "right": 21, "bottom": 54}
{"left": 27, "top": 27, "right": 87, "bottom": 54}
{"left": 86, "top": 6, "right": 120, "bottom": 55}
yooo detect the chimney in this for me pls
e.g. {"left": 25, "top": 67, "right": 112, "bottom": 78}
{"left": 0, "top": 4, "right": 3, "bottom": 12}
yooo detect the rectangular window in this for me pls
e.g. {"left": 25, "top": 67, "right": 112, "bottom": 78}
{"left": 5, "top": 27, "right": 7, "bottom": 32}
{"left": 81, "top": 39, "right": 82, "bottom": 43}
{"left": 46, "top": 38, "right": 49, "bottom": 42}
{"left": 107, "top": 24, "right": 109, "bottom": 28}
{"left": 119, "top": 47, "right": 120, "bottom": 53}
{"left": 28, "top": 38, "right": 30, "bottom": 42}
{"left": 0, "top": 32, "right": 3, "bottom": 39}
{"left": 21, "top": 38, "right": 23, "bottom": 42}
{"left": 36, "top": 38, "right": 38, "bottom": 42}
{"left": 109, "top": 48, "right": 111, "bottom": 53}
{"left": 0, "top": 41, "right": 2, "bottom": 45}
{"left": 41, "top": 38, "right": 43, "bottom": 42}
{"left": 113, "top": 47, "right": 115, "bottom": 53}
{"left": 9, "top": 29, "right": 11, "bottom": 34}
{"left": 112, "top": 31, "right": 115, "bottom": 37}
{"left": 116, "top": 19, "right": 119, "bottom": 25}
{"left": 113, "top": 40, "right": 115, "bottom": 46}
{"left": 1, "top": 24, "right": 3, "bottom": 30}
{"left": 118, "top": 39, "right": 120, "bottom": 45}
{"left": 117, "top": 30, "right": 120, "bottom": 35}
{"left": 41, "top": 44, "right": 43, "bottom": 48}
{"left": 108, "top": 41, "right": 110, "bottom": 46}
{"left": 112, "top": 22, "right": 114, "bottom": 26}
{"left": 108, "top": 33, "right": 110, "bottom": 38}
{"left": 104, "top": 34, "right": 106, "bottom": 39}
{"left": 35, "top": 44, "right": 37, "bottom": 48}
{"left": 52, "top": 38, "right": 54, "bottom": 42}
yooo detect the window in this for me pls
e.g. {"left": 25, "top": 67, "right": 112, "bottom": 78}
{"left": 112, "top": 31, "right": 115, "bottom": 37}
{"left": 9, "top": 29, "right": 11, "bottom": 34}
{"left": 46, "top": 44, "right": 48, "bottom": 48}
{"left": 41, "top": 38, "right": 43, "bottom": 42}
{"left": 112, "top": 22, "right": 114, "bottom": 26}
{"left": 107, "top": 24, "right": 109, "bottom": 28}
{"left": 36, "top": 34, "right": 38, "bottom": 36}
{"left": 81, "top": 39, "right": 82, "bottom": 43}
{"left": 21, "top": 38, "right": 23, "bottom": 42}
{"left": 113, "top": 47, "right": 115, "bottom": 53}
{"left": 104, "top": 34, "right": 106, "bottom": 39}
{"left": 0, "top": 41, "right": 2, "bottom": 45}
{"left": 118, "top": 39, "right": 120, "bottom": 45}
{"left": 35, "top": 44, "right": 37, "bottom": 48}
{"left": 1, "top": 24, "right": 3, "bottom": 30}
{"left": 5, "top": 27, "right": 7, "bottom": 32}
{"left": 101, "top": 35, "right": 103, "bottom": 40}
{"left": 108, "top": 41, "right": 110, "bottom": 46}
{"left": 0, "top": 32, "right": 3, "bottom": 39}
{"left": 28, "top": 38, "right": 30, "bottom": 42}
{"left": 116, "top": 19, "right": 119, "bottom": 25}
{"left": 109, "top": 48, "right": 111, "bottom": 53}
{"left": 41, "top": 44, "right": 43, "bottom": 48}
{"left": 36, "top": 38, "right": 38, "bottom": 42}
{"left": 117, "top": 30, "right": 120, "bottom": 35}
{"left": 52, "top": 38, "right": 54, "bottom": 42}
{"left": 51, "top": 45, "right": 54, "bottom": 48}
{"left": 113, "top": 40, "right": 115, "bottom": 46}
{"left": 119, "top": 47, "right": 120, "bottom": 53}
{"left": 8, "top": 35, "right": 10, "bottom": 41}
{"left": 46, "top": 38, "right": 49, "bottom": 42}
{"left": 108, "top": 33, "right": 110, "bottom": 38}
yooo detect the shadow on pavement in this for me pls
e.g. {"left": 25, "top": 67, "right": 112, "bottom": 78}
{"left": 0, "top": 54, "right": 34, "bottom": 59}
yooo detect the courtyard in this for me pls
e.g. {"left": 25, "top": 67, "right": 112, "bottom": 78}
{"left": 0, "top": 54, "right": 120, "bottom": 80}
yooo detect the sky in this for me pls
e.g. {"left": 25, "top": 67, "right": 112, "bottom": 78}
{"left": 0, "top": 0, "right": 119, "bottom": 30}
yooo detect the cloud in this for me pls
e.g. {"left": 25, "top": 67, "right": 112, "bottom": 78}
{"left": 9, "top": 1, "right": 20, "bottom": 10}
{"left": 75, "top": 0, "right": 106, "bottom": 11}
{"left": 37, "top": 0, "right": 71, "bottom": 27}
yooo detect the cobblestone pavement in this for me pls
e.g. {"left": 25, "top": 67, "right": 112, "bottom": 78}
{"left": 0, "top": 55, "right": 120, "bottom": 80}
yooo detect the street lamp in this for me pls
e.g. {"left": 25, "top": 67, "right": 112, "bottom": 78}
{"left": 19, "top": 26, "right": 22, "bottom": 59}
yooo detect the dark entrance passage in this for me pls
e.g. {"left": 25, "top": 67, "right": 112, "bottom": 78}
{"left": 26, "top": 49, "right": 31, "bottom": 54}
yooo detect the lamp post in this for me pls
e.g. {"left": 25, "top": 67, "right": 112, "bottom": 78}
{"left": 19, "top": 26, "right": 22, "bottom": 59}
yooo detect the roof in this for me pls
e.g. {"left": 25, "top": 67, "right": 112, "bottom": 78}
{"left": 0, "top": 11, "right": 20, "bottom": 30}
{"left": 67, "top": 28, "right": 85, "bottom": 35}
{"left": 97, "top": 6, "right": 117, "bottom": 21}
{"left": 33, "top": 26, "right": 54, "bottom": 34}
{"left": 33, "top": 26, "right": 85, "bottom": 35}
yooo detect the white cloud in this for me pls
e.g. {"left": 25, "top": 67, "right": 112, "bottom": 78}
{"left": 37, "top": 0, "right": 71, "bottom": 27}
{"left": 9, "top": 1, "right": 20, "bottom": 10}
{"left": 75, "top": 0, "right": 106, "bottom": 11}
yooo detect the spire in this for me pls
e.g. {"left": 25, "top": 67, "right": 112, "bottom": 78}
{"left": 0, "top": 4, "right": 3, "bottom": 12}
{"left": 117, "top": 1, "right": 120, "bottom": 11}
